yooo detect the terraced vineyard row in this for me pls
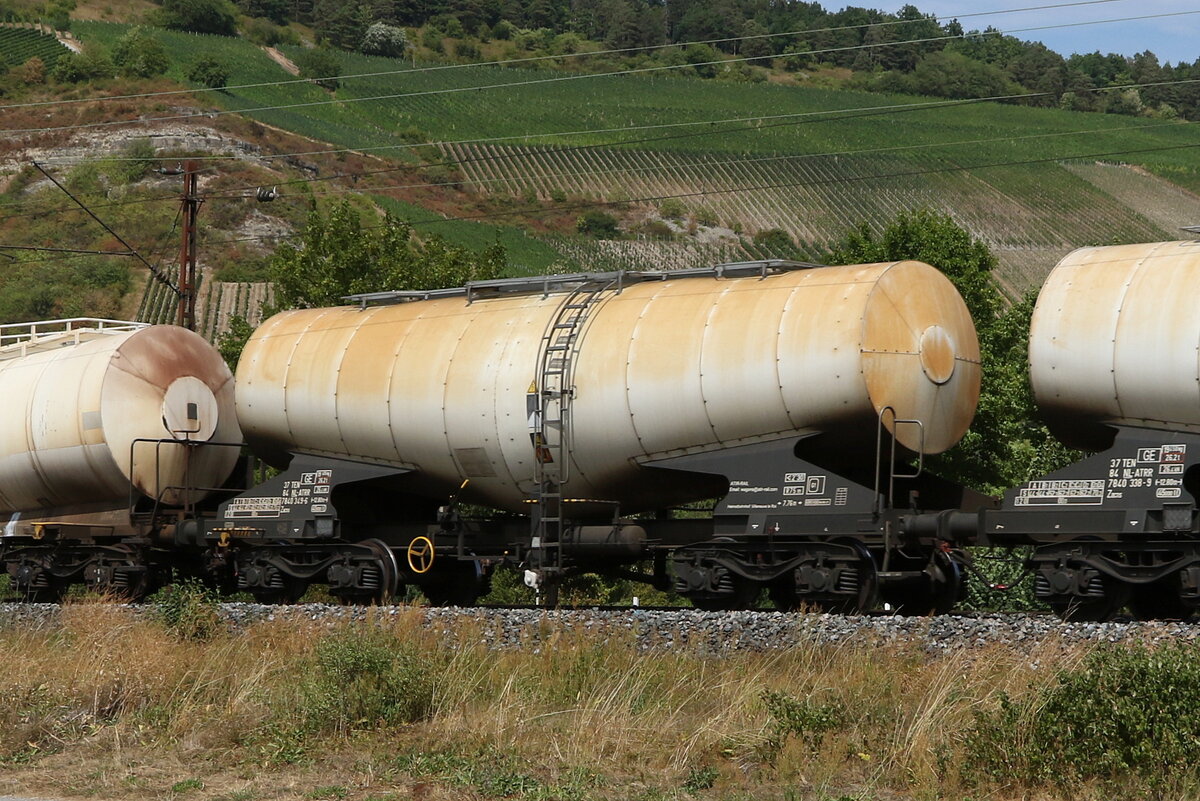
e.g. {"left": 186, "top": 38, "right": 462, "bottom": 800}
{"left": 136, "top": 269, "right": 273, "bottom": 341}
{"left": 442, "top": 142, "right": 1171, "bottom": 290}
{"left": 0, "top": 27, "right": 67, "bottom": 68}
{"left": 545, "top": 236, "right": 748, "bottom": 273}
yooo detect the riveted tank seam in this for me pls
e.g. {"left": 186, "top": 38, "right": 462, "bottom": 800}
{"left": 22, "top": 338, "right": 72, "bottom": 508}
{"left": 83, "top": 334, "right": 127, "bottom": 500}
{"left": 385, "top": 307, "right": 423, "bottom": 464}
{"left": 332, "top": 307, "right": 374, "bottom": 458}
{"left": 1108, "top": 252, "right": 1145, "bottom": 418}
{"left": 776, "top": 282, "right": 804, "bottom": 432}
{"left": 697, "top": 281, "right": 734, "bottom": 446}
{"left": 443, "top": 303, "right": 478, "bottom": 480}
{"left": 282, "top": 308, "right": 332, "bottom": 447}
{"left": 625, "top": 281, "right": 671, "bottom": 457}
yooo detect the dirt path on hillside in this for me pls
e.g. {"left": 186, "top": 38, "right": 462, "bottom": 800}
{"left": 263, "top": 46, "right": 299, "bottom": 76}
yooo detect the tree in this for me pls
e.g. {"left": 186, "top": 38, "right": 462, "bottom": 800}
{"left": 236, "top": 0, "right": 289, "bottom": 25}
{"left": 50, "top": 42, "right": 114, "bottom": 83}
{"left": 159, "top": 0, "right": 238, "bottom": 35}
{"left": 907, "top": 50, "right": 1020, "bottom": 100}
{"left": 360, "top": 21, "right": 408, "bottom": 56}
{"left": 112, "top": 26, "right": 170, "bottom": 78}
{"left": 220, "top": 200, "right": 507, "bottom": 367}
{"left": 312, "top": 0, "right": 367, "bottom": 49}
{"left": 826, "top": 209, "right": 1072, "bottom": 493}
{"left": 295, "top": 47, "right": 342, "bottom": 89}
{"left": 186, "top": 57, "right": 230, "bottom": 89}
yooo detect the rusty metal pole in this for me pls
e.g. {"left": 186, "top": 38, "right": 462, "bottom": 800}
{"left": 177, "top": 160, "right": 199, "bottom": 330}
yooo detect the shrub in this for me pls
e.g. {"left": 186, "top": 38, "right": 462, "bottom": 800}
{"left": 15, "top": 56, "right": 44, "bottom": 85}
{"left": 752, "top": 227, "right": 797, "bottom": 255}
{"left": 420, "top": 26, "right": 443, "bottom": 53}
{"left": 659, "top": 198, "right": 686, "bottom": 220}
{"left": 147, "top": 579, "right": 221, "bottom": 641}
{"left": 638, "top": 219, "right": 674, "bottom": 240}
{"left": 186, "top": 56, "right": 229, "bottom": 89}
{"left": 454, "top": 39, "right": 480, "bottom": 60}
{"left": 966, "top": 644, "right": 1200, "bottom": 791}
{"left": 761, "top": 689, "right": 844, "bottom": 755}
{"left": 50, "top": 42, "right": 114, "bottom": 83}
{"left": 576, "top": 209, "right": 619, "bottom": 238}
{"left": 359, "top": 22, "right": 407, "bottom": 57}
{"left": 118, "top": 138, "right": 158, "bottom": 183}
{"left": 491, "top": 19, "right": 515, "bottom": 40}
{"left": 291, "top": 629, "right": 435, "bottom": 738}
{"left": 243, "top": 16, "right": 297, "bottom": 47}
{"left": 295, "top": 47, "right": 341, "bottom": 90}
{"left": 112, "top": 26, "right": 169, "bottom": 78}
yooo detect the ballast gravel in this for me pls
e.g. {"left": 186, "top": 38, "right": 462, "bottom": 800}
{"left": 4, "top": 603, "right": 1200, "bottom": 652}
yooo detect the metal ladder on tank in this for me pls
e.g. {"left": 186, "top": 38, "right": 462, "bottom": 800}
{"left": 530, "top": 276, "right": 621, "bottom": 582}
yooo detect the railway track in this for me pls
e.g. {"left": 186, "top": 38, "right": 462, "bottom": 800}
{"left": 3, "top": 603, "right": 1197, "bottom": 652}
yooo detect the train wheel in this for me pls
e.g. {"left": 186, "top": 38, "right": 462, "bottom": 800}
{"left": 250, "top": 573, "right": 308, "bottom": 604}
{"left": 361, "top": 538, "right": 402, "bottom": 604}
{"left": 768, "top": 543, "right": 878, "bottom": 614}
{"left": 691, "top": 580, "right": 759, "bottom": 611}
{"left": 1129, "top": 574, "right": 1194, "bottom": 621}
{"left": 822, "top": 541, "right": 880, "bottom": 614}
{"left": 1048, "top": 575, "right": 1130, "bottom": 622}
{"left": 889, "top": 550, "right": 962, "bottom": 616}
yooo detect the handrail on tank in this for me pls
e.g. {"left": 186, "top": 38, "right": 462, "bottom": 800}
{"left": 872, "top": 406, "right": 925, "bottom": 517}
{"left": 0, "top": 318, "right": 148, "bottom": 346}
{"left": 0, "top": 318, "right": 150, "bottom": 361}
{"left": 128, "top": 437, "right": 246, "bottom": 528}
{"left": 343, "top": 260, "right": 824, "bottom": 308}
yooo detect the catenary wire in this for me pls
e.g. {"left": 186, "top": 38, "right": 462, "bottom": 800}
{"left": 4, "top": 72, "right": 1199, "bottom": 220}
{"left": 0, "top": 0, "right": 1136, "bottom": 114}
{"left": 4, "top": 9, "right": 1197, "bottom": 137}
{"left": 199, "top": 139, "right": 1200, "bottom": 246}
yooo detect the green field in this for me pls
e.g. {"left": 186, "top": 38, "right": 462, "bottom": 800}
{"left": 372, "top": 196, "right": 568, "bottom": 275}
{"left": 65, "top": 21, "right": 1200, "bottom": 293}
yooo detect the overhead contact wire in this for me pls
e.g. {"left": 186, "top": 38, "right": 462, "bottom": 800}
{"left": 0, "top": 0, "right": 1135, "bottom": 114}
{"left": 4, "top": 9, "right": 1196, "bottom": 136}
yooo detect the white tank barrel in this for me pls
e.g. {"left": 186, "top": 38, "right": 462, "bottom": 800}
{"left": 0, "top": 321, "right": 241, "bottom": 514}
{"left": 236, "top": 262, "right": 981, "bottom": 513}
{"left": 1031, "top": 240, "right": 1200, "bottom": 450}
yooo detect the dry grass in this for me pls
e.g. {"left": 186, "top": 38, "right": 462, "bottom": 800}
{"left": 0, "top": 601, "right": 1104, "bottom": 801}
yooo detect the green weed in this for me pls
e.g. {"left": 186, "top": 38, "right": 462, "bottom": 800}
{"left": 966, "top": 643, "right": 1200, "bottom": 793}
{"left": 147, "top": 578, "right": 222, "bottom": 641}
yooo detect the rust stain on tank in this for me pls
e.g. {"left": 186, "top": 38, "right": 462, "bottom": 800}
{"left": 238, "top": 262, "right": 982, "bottom": 514}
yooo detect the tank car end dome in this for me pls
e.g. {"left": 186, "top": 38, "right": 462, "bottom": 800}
{"left": 859, "top": 260, "right": 981, "bottom": 455}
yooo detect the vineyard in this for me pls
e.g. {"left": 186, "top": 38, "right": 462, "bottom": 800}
{"left": 440, "top": 141, "right": 1171, "bottom": 291}
{"left": 40, "top": 22, "right": 1200, "bottom": 311}
{"left": 0, "top": 26, "right": 67, "bottom": 68}
{"left": 137, "top": 270, "right": 273, "bottom": 341}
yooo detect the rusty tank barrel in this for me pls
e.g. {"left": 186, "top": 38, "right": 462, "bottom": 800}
{"left": 0, "top": 320, "right": 240, "bottom": 514}
{"left": 236, "top": 262, "right": 981, "bottom": 514}
{"left": 1031, "top": 240, "right": 1200, "bottom": 451}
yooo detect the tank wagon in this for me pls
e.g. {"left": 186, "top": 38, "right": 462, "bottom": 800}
{"left": 0, "top": 319, "right": 241, "bottom": 598}
{"left": 217, "top": 259, "right": 983, "bottom": 610}
{"left": 967, "top": 240, "right": 1200, "bottom": 621}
